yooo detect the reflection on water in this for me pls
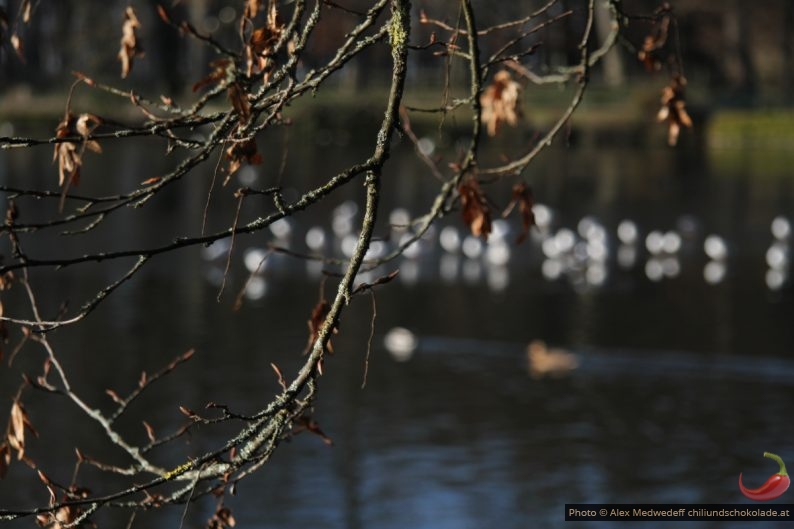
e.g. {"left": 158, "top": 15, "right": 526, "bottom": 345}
{"left": 1, "top": 135, "right": 794, "bottom": 528}
{"left": 225, "top": 196, "right": 791, "bottom": 300}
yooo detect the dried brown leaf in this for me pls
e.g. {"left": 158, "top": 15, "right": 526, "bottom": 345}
{"left": 208, "top": 506, "right": 236, "bottom": 529}
{"left": 53, "top": 113, "right": 98, "bottom": 188}
{"left": 244, "top": 0, "right": 263, "bottom": 19}
{"left": 480, "top": 70, "right": 522, "bottom": 137}
{"left": 245, "top": 2, "right": 283, "bottom": 78}
{"left": 9, "top": 400, "right": 36, "bottom": 460}
{"left": 75, "top": 113, "right": 101, "bottom": 138}
{"left": 10, "top": 33, "right": 24, "bottom": 62}
{"left": 10, "top": 402, "right": 24, "bottom": 441}
{"left": 304, "top": 300, "right": 334, "bottom": 355}
{"left": 352, "top": 270, "right": 400, "bottom": 295}
{"left": 54, "top": 505, "right": 78, "bottom": 526}
{"left": 21, "top": 0, "right": 32, "bottom": 23}
{"left": 458, "top": 177, "right": 491, "bottom": 239}
{"left": 118, "top": 6, "right": 143, "bottom": 78}
{"left": 227, "top": 83, "right": 251, "bottom": 123}
{"left": 294, "top": 415, "right": 333, "bottom": 445}
{"left": 502, "top": 182, "right": 535, "bottom": 244}
{"left": 637, "top": 11, "right": 670, "bottom": 71}
{"left": 225, "top": 139, "right": 262, "bottom": 177}
{"left": 657, "top": 75, "right": 692, "bottom": 146}
{"left": 193, "top": 59, "right": 232, "bottom": 92}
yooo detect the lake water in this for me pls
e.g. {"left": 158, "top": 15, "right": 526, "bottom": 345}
{"left": 1, "top": 121, "right": 794, "bottom": 528}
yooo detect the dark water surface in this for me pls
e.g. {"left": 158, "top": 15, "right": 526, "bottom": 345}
{"left": 1, "top": 124, "right": 794, "bottom": 528}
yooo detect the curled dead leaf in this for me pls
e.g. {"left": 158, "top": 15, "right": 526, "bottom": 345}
{"left": 245, "top": 1, "right": 284, "bottom": 78}
{"left": 458, "top": 177, "right": 492, "bottom": 239}
{"left": 52, "top": 113, "right": 102, "bottom": 189}
{"left": 9, "top": 400, "right": 37, "bottom": 461}
{"left": 225, "top": 139, "right": 262, "bottom": 177}
{"left": 119, "top": 6, "right": 143, "bottom": 79}
{"left": 245, "top": 0, "right": 263, "bottom": 19}
{"left": 227, "top": 83, "right": 251, "bottom": 123}
{"left": 480, "top": 70, "right": 522, "bottom": 137}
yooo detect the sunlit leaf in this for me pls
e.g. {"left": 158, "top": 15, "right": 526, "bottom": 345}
{"left": 245, "top": 0, "right": 263, "bottom": 19}
{"left": 118, "top": 6, "right": 143, "bottom": 79}
{"left": 245, "top": 1, "right": 284, "bottom": 78}
{"left": 10, "top": 33, "right": 24, "bottom": 62}
{"left": 20, "top": 0, "right": 32, "bottom": 23}
{"left": 480, "top": 70, "right": 522, "bottom": 137}
{"left": 9, "top": 400, "right": 35, "bottom": 460}
{"left": 53, "top": 113, "right": 102, "bottom": 189}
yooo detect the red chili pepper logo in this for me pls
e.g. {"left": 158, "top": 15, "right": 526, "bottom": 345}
{"left": 739, "top": 452, "right": 791, "bottom": 501}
